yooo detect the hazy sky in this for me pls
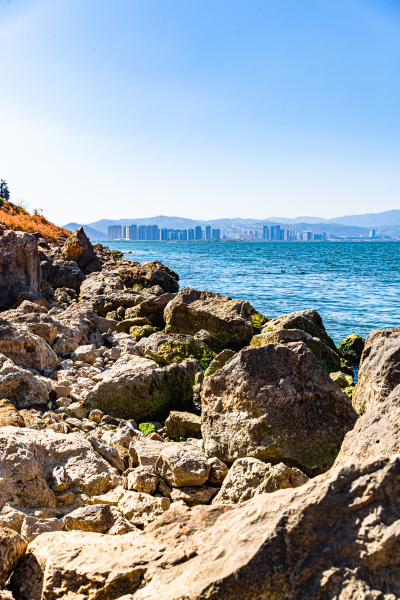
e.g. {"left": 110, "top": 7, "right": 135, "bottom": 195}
{"left": 1, "top": 0, "right": 400, "bottom": 225}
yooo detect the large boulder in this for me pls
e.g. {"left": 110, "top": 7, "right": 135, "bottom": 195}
{"left": 262, "top": 308, "right": 337, "bottom": 353}
{"left": 46, "top": 260, "right": 86, "bottom": 293}
{"left": 334, "top": 384, "right": 400, "bottom": 468}
{"left": 51, "top": 302, "right": 103, "bottom": 355}
{"left": 86, "top": 358, "right": 203, "bottom": 422}
{"left": 0, "top": 427, "right": 120, "bottom": 511}
{"left": 0, "top": 224, "right": 41, "bottom": 310}
{"left": 0, "top": 354, "right": 51, "bottom": 409}
{"left": 137, "top": 332, "right": 216, "bottom": 369}
{"left": 11, "top": 455, "right": 400, "bottom": 600}
{"left": 0, "top": 527, "right": 27, "bottom": 587}
{"left": 352, "top": 326, "right": 400, "bottom": 415}
{"left": 118, "top": 260, "right": 179, "bottom": 293}
{"left": 60, "top": 227, "right": 102, "bottom": 274}
{"left": 6, "top": 312, "right": 58, "bottom": 346}
{"left": 156, "top": 442, "right": 210, "bottom": 487}
{"left": 164, "top": 288, "right": 253, "bottom": 351}
{"left": 124, "top": 292, "right": 175, "bottom": 328}
{"left": 80, "top": 290, "right": 150, "bottom": 317}
{"left": 251, "top": 328, "right": 341, "bottom": 373}
{"left": 0, "top": 320, "right": 57, "bottom": 372}
{"left": 201, "top": 342, "right": 358, "bottom": 475}
{"left": 79, "top": 270, "right": 124, "bottom": 298}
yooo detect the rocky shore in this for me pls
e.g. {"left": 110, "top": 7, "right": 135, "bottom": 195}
{"left": 0, "top": 223, "right": 399, "bottom": 599}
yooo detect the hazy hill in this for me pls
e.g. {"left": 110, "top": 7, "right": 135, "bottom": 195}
{"left": 64, "top": 222, "right": 108, "bottom": 241}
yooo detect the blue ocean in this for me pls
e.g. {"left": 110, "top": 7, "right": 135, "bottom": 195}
{"left": 104, "top": 241, "right": 399, "bottom": 345}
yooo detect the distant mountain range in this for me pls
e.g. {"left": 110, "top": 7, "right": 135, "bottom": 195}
{"left": 63, "top": 209, "right": 400, "bottom": 240}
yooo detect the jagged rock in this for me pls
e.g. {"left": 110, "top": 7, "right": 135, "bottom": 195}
{"left": 0, "top": 427, "right": 120, "bottom": 510}
{"left": 21, "top": 516, "right": 63, "bottom": 542}
{"left": 79, "top": 271, "right": 124, "bottom": 298}
{"left": 129, "top": 440, "right": 165, "bottom": 468}
{"left": 352, "top": 326, "right": 400, "bottom": 415}
{"left": 3, "top": 311, "right": 58, "bottom": 346}
{"left": 0, "top": 354, "right": 51, "bottom": 409}
{"left": 329, "top": 371, "right": 354, "bottom": 388}
{"left": 107, "top": 515, "right": 139, "bottom": 536}
{"left": 206, "top": 456, "right": 228, "bottom": 485}
{"left": 47, "top": 260, "right": 86, "bottom": 293}
{"left": 251, "top": 328, "right": 341, "bottom": 373}
{"left": 0, "top": 399, "right": 25, "bottom": 428}
{"left": 13, "top": 455, "right": 400, "bottom": 600}
{"left": 85, "top": 486, "right": 125, "bottom": 507}
{"left": 124, "top": 293, "right": 175, "bottom": 328}
{"left": 137, "top": 332, "right": 216, "bottom": 369}
{"left": 88, "top": 436, "right": 125, "bottom": 473}
{"left": 201, "top": 342, "right": 358, "bottom": 475}
{"left": 164, "top": 411, "right": 202, "bottom": 440}
{"left": 0, "top": 507, "right": 25, "bottom": 533}
{"left": 211, "top": 457, "right": 270, "bottom": 504}
{"left": 116, "top": 318, "right": 149, "bottom": 333}
{"left": 204, "top": 348, "right": 236, "bottom": 377}
{"left": 60, "top": 227, "right": 102, "bottom": 274}
{"left": 118, "top": 261, "right": 179, "bottom": 293}
{"left": 170, "top": 485, "right": 216, "bottom": 506}
{"left": 0, "top": 319, "right": 58, "bottom": 372}
{"left": 118, "top": 491, "right": 170, "bottom": 527}
{"left": 81, "top": 290, "right": 150, "bottom": 317}
{"left": 51, "top": 302, "right": 103, "bottom": 355}
{"left": 338, "top": 333, "right": 365, "bottom": 364}
{"left": 0, "top": 225, "right": 41, "bottom": 310}
{"left": 156, "top": 442, "right": 211, "bottom": 488}
{"left": 164, "top": 288, "right": 253, "bottom": 351}
{"left": 86, "top": 358, "right": 203, "bottom": 422}
{"left": 62, "top": 402, "right": 88, "bottom": 420}
{"left": 0, "top": 526, "right": 27, "bottom": 587}
{"left": 101, "top": 426, "right": 133, "bottom": 449}
{"left": 126, "top": 466, "right": 158, "bottom": 495}
{"left": 261, "top": 308, "right": 337, "bottom": 352}
{"left": 97, "top": 316, "right": 118, "bottom": 334}
{"left": 63, "top": 504, "right": 115, "bottom": 533}
{"left": 71, "top": 344, "right": 97, "bottom": 364}
{"left": 194, "top": 330, "right": 223, "bottom": 353}
{"left": 255, "top": 463, "right": 309, "bottom": 495}
{"left": 334, "top": 384, "right": 400, "bottom": 467}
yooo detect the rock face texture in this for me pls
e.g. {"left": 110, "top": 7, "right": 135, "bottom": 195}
{"left": 352, "top": 326, "right": 400, "bottom": 415}
{"left": 262, "top": 308, "right": 337, "bottom": 352}
{"left": 86, "top": 358, "right": 202, "bottom": 422}
{"left": 0, "top": 427, "right": 120, "bottom": 510}
{"left": 11, "top": 455, "right": 400, "bottom": 600}
{"left": 51, "top": 302, "right": 103, "bottom": 355}
{"left": 60, "top": 227, "right": 102, "bottom": 275}
{"left": 334, "top": 384, "right": 400, "bottom": 467}
{"left": 164, "top": 288, "right": 254, "bottom": 351}
{"left": 0, "top": 354, "right": 52, "bottom": 409}
{"left": 118, "top": 260, "right": 179, "bottom": 293}
{"left": 137, "top": 332, "right": 216, "bottom": 369}
{"left": 251, "top": 328, "right": 341, "bottom": 373}
{"left": 164, "top": 411, "right": 202, "bottom": 440}
{"left": 0, "top": 526, "right": 27, "bottom": 587}
{"left": 79, "top": 271, "right": 124, "bottom": 297}
{"left": 46, "top": 260, "right": 86, "bottom": 293}
{"left": 201, "top": 343, "right": 357, "bottom": 475}
{"left": 156, "top": 442, "right": 211, "bottom": 487}
{"left": 0, "top": 224, "right": 41, "bottom": 310}
{"left": 0, "top": 319, "right": 58, "bottom": 372}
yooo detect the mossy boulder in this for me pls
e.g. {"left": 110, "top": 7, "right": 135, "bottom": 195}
{"left": 125, "top": 293, "right": 174, "bottom": 328}
{"left": 251, "top": 329, "right": 341, "bottom": 374}
{"left": 165, "top": 411, "right": 202, "bottom": 440}
{"left": 204, "top": 349, "right": 236, "bottom": 377}
{"left": 129, "top": 325, "right": 157, "bottom": 341}
{"left": 251, "top": 310, "right": 270, "bottom": 335}
{"left": 136, "top": 332, "right": 216, "bottom": 370}
{"left": 164, "top": 287, "right": 253, "bottom": 351}
{"left": 201, "top": 342, "right": 357, "bottom": 476}
{"left": 329, "top": 371, "right": 354, "bottom": 389}
{"left": 262, "top": 309, "right": 337, "bottom": 353}
{"left": 118, "top": 261, "right": 179, "bottom": 293}
{"left": 338, "top": 334, "right": 365, "bottom": 365}
{"left": 116, "top": 317, "right": 151, "bottom": 333}
{"left": 86, "top": 357, "right": 203, "bottom": 422}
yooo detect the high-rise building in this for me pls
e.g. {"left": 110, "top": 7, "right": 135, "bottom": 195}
{"left": 211, "top": 229, "right": 220, "bottom": 240}
{"left": 263, "top": 225, "right": 270, "bottom": 240}
{"left": 369, "top": 229, "right": 376, "bottom": 239}
{"left": 127, "top": 225, "right": 137, "bottom": 240}
{"left": 205, "top": 225, "right": 211, "bottom": 240}
{"left": 108, "top": 225, "right": 122, "bottom": 240}
{"left": 302, "top": 231, "right": 312, "bottom": 241}
{"left": 138, "top": 225, "right": 146, "bottom": 240}
{"left": 270, "top": 225, "right": 281, "bottom": 240}
{"left": 188, "top": 228, "right": 194, "bottom": 240}
{"left": 195, "top": 226, "right": 202, "bottom": 240}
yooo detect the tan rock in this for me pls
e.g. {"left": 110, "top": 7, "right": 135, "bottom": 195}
{"left": 21, "top": 515, "right": 63, "bottom": 542}
{"left": 156, "top": 442, "right": 211, "bottom": 488}
{"left": 71, "top": 344, "right": 97, "bottom": 364}
{"left": 201, "top": 342, "right": 357, "bottom": 475}
{"left": 0, "top": 319, "right": 57, "bottom": 372}
{"left": 107, "top": 515, "right": 139, "bottom": 536}
{"left": 0, "top": 354, "right": 52, "bottom": 410}
{"left": 12, "top": 455, "right": 400, "bottom": 600}
{"left": 101, "top": 426, "right": 133, "bottom": 449}
{"left": 204, "top": 348, "right": 236, "bottom": 377}
{"left": 206, "top": 456, "right": 228, "bottom": 485}
{"left": 118, "top": 261, "right": 179, "bottom": 293}
{"left": 0, "top": 526, "right": 27, "bottom": 587}
{"left": 60, "top": 227, "right": 101, "bottom": 275}
{"left": 170, "top": 485, "right": 216, "bottom": 506}
{"left": 0, "top": 507, "right": 25, "bottom": 533}
{"left": 118, "top": 491, "right": 170, "bottom": 527}
{"left": 254, "top": 462, "right": 309, "bottom": 495}
{"left": 63, "top": 504, "right": 115, "bottom": 533}
{"left": 164, "top": 411, "right": 201, "bottom": 440}
{"left": 129, "top": 440, "right": 164, "bottom": 467}
{"left": 352, "top": 326, "right": 400, "bottom": 414}
{"left": 126, "top": 467, "right": 158, "bottom": 495}
{"left": 211, "top": 457, "right": 270, "bottom": 504}
{"left": 51, "top": 302, "right": 103, "bottom": 355}
{"left": 0, "top": 399, "right": 25, "bottom": 428}
{"left": 5, "top": 312, "right": 58, "bottom": 346}
{"left": 88, "top": 435, "right": 125, "bottom": 473}
{"left": 85, "top": 486, "right": 125, "bottom": 507}
{"left": 261, "top": 308, "right": 337, "bottom": 351}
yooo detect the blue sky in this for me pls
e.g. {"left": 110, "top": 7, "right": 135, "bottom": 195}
{"left": 1, "top": 0, "right": 400, "bottom": 225}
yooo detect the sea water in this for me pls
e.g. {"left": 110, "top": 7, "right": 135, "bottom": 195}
{"left": 104, "top": 241, "right": 399, "bottom": 345}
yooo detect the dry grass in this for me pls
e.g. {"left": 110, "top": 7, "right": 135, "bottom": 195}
{"left": 0, "top": 200, "right": 71, "bottom": 242}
